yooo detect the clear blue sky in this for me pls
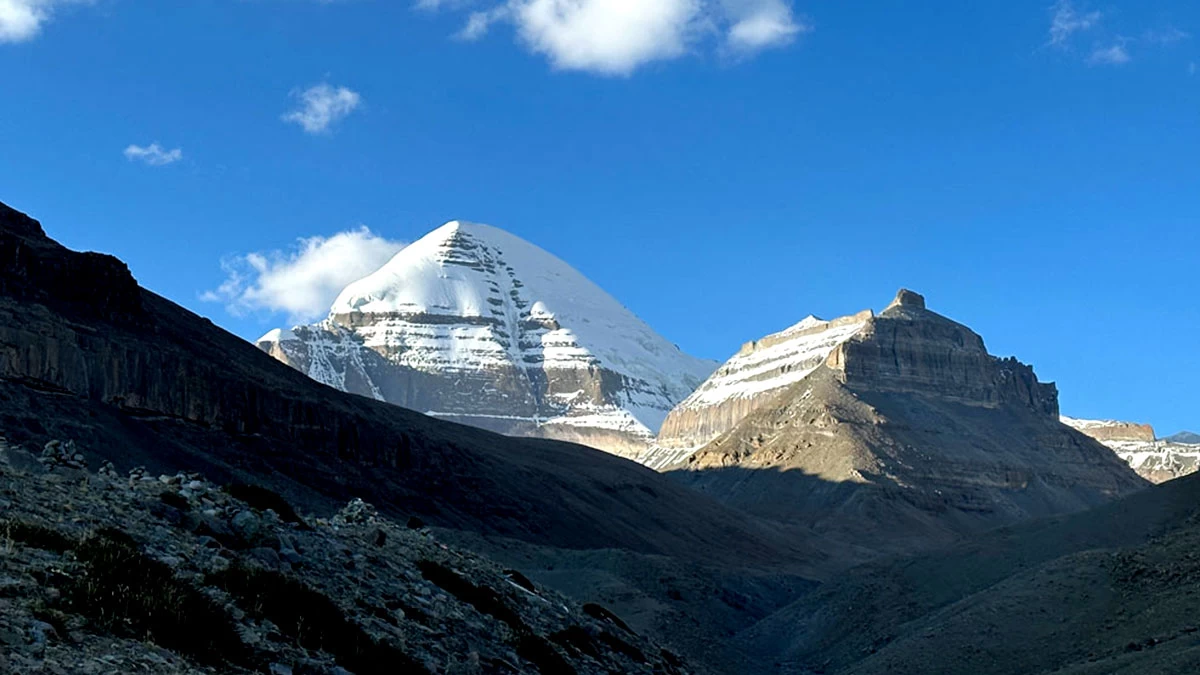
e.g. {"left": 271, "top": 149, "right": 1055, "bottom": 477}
{"left": 2, "top": 1, "right": 1197, "bottom": 434}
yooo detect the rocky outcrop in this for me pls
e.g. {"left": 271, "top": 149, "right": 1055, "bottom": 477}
{"left": 260, "top": 221, "right": 714, "bottom": 458}
{"left": 646, "top": 311, "right": 873, "bottom": 468}
{"left": 1062, "top": 417, "right": 1199, "bottom": 483}
{"left": 668, "top": 290, "right": 1147, "bottom": 559}
{"left": 1061, "top": 417, "right": 1156, "bottom": 443}
{"left": 831, "top": 289, "right": 1060, "bottom": 415}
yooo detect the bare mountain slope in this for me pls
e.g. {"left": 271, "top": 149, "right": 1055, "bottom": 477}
{"left": 742, "top": 469, "right": 1200, "bottom": 674}
{"left": 669, "top": 290, "right": 1146, "bottom": 560}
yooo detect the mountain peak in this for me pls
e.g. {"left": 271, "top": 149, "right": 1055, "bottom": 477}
{"left": 265, "top": 219, "right": 714, "bottom": 457}
{"left": 886, "top": 288, "right": 926, "bottom": 311}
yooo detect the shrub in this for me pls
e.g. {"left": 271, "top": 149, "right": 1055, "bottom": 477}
{"left": 62, "top": 528, "right": 245, "bottom": 666}
{"left": 582, "top": 603, "right": 634, "bottom": 635}
{"left": 1, "top": 519, "right": 74, "bottom": 553}
{"left": 416, "top": 560, "right": 523, "bottom": 632}
{"left": 516, "top": 633, "right": 577, "bottom": 675}
{"left": 209, "top": 562, "right": 428, "bottom": 675}
{"left": 159, "top": 491, "right": 190, "bottom": 511}
{"left": 224, "top": 483, "right": 305, "bottom": 525}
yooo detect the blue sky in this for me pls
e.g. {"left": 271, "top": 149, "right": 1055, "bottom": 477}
{"left": 2, "top": 0, "right": 1197, "bottom": 434}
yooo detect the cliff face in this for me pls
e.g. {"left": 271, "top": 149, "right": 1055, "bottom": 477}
{"left": 832, "top": 290, "right": 1059, "bottom": 416}
{"left": 670, "top": 290, "right": 1147, "bottom": 558}
{"left": 646, "top": 311, "right": 873, "bottom": 468}
{"left": 259, "top": 222, "right": 713, "bottom": 459}
{"left": 1061, "top": 417, "right": 1156, "bottom": 443}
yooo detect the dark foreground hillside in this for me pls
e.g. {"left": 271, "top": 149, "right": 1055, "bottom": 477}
{"left": 0, "top": 438, "right": 691, "bottom": 674}
{"left": 743, "top": 469, "right": 1200, "bottom": 674}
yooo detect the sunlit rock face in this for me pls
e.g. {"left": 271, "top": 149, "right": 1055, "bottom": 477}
{"left": 1063, "top": 417, "right": 1200, "bottom": 483}
{"left": 259, "top": 221, "right": 714, "bottom": 458}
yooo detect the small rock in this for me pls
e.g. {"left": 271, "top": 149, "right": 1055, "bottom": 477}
{"left": 269, "top": 664, "right": 293, "bottom": 675}
{"left": 231, "top": 510, "right": 264, "bottom": 544}
{"left": 335, "top": 498, "right": 378, "bottom": 526}
{"left": 0, "top": 627, "right": 23, "bottom": 647}
{"left": 249, "top": 547, "right": 281, "bottom": 568}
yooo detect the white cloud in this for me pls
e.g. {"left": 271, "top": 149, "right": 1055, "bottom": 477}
{"left": 1190, "top": 61, "right": 1197, "bottom": 76}
{"left": 426, "top": 0, "right": 807, "bottom": 75}
{"left": 511, "top": 0, "right": 702, "bottom": 74}
{"left": 1088, "top": 41, "right": 1130, "bottom": 66}
{"left": 0, "top": 0, "right": 88, "bottom": 42}
{"left": 1048, "top": 0, "right": 1101, "bottom": 48}
{"left": 124, "top": 143, "right": 183, "bottom": 166}
{"left": 203, "top": 227, "right": 406, "bottom": 323}
{"left": 458, "top": 7, "right": 508, "bottom": 41}
{"left": 282, "top": 83, "right": 362, "bottom": 134}
{"left": 725, "top": 0, "right": 807, "bottom": 52}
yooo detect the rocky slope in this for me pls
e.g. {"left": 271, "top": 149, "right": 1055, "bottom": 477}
{"left": 259, "top": 221, "right": 714, "bottom": 458}
{"left": 0, "top": 437, "right": 691, "bottom": 675}
{"left": 741, "top": 466, "right": 1200, "bottom": 674}
{"left": 0, "top": 200, "right": 820, "bottom": 673}
{"left": 667, "top": 290, "right": 1147, "bottom": 558}
{"left": 646, "top": 311, "right": 873, "bottom": 469}
{"left": 1062, "top": 417, "right": 1200, "bottom": 483}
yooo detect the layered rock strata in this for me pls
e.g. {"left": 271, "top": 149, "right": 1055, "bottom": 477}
{"left": 260, "top": 221, "right": 714, "bottom": 458}
{"left": 668, "top": 290, "right": 1147, "bottom": 555}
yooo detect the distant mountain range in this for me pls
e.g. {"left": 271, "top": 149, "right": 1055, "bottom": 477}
{"left": 1166, "top": 431, "right": 1200, "bottom": 444}
{"left": 1062, "top": 417, "right": 1200, "bottom": 483}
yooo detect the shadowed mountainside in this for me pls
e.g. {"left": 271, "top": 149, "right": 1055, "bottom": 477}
{"left": 742, "top": 470, "right": 1200, "bottom": 674}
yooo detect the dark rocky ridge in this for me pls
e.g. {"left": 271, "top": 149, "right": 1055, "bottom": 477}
{"left": 672, "top": 290, "right": 1147, "bottom": 560}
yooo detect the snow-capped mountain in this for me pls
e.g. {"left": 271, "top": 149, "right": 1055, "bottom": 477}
{"left": 1062, "top": 417, "right": 1200, "bottom": 483}
{"left": 643, "top": 308, "right": 874, "bottom": 468}
{"left": 258, "top": 221, "right": 715, "bottom": 457}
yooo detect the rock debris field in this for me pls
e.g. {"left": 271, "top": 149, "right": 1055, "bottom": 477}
{"left": 0, "top": 436, "right": 691, "bottom": 675}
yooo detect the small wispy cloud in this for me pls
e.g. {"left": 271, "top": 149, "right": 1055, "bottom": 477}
{"left": 1142, "top": 27, "right": 1190, "bottom": 47}
{"left": 124, "top": 143, "right": 183, "bottom": 166}
{"left": 424, "top": 0, "right": 809, "bottom": 76}
{"left": 1088, "top": 41, "right": 1131, "bottom": 66}
{"left": 0, "top": 0, "right": 89, "bottom": 43}
{"left": 726, "top": 1, "right": 809, "bottom": 53}
{"left": 282, "top": 83, "right": 362, "bottom": 134}
{"left": 1048, "top": 0, "right": 1101, "bottom": 48}
{"left": 202, "top": 227, "right": 406, "bottom": 324}
{"left": 1045, "top": 2, "right": 1192, "bottom": 68}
